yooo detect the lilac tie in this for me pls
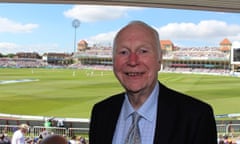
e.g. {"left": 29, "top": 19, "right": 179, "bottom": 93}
{"left": 125, "top": 112, "right": 141, "bottom": 144}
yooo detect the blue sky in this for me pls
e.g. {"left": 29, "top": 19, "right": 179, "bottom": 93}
{"left": 0, "top": 3, "right": 240, "bottom": 54}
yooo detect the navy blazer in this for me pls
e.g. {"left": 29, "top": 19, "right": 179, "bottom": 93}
{"left": 89, "top": 82, "right": 217, "bottom": 144}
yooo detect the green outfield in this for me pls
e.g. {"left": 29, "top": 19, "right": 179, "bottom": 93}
{"left": 0, "top": 68, "right": 239, "bottom": 119}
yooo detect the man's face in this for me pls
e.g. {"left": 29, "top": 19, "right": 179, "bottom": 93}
{"left": 113, "top": 24, "right": 161, "bottom": 95}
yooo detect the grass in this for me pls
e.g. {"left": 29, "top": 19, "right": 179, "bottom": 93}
{"left": 159, "top": 73, "right": 240, "bottom": 116}
{"left": 0, "top": 68, "right": 239, "bottom": 119}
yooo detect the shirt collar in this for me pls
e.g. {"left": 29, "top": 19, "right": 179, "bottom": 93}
{"left": 123, "top": 82, "right": 159, "bottom": 122}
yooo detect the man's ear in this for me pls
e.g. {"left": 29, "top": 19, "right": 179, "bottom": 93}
{"left": 159, "top": 52, "right": 163, "bottom": 63}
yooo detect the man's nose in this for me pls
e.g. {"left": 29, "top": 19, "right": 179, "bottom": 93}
{"left": 128, "top": 53, "right": 138, "bottom": 66}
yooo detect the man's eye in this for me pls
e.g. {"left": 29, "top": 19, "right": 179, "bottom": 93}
{"left": 119, "top": 50, "right": 129, "bottom": 55}
{"left": 138, "top": 49, "right": 148, "bottom": 54}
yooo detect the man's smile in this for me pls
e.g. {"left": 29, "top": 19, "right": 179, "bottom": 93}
{"left": 125, "top": 72, "right": 145, "bottom": 77}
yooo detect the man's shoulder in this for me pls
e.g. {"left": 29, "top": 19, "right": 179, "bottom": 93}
{"left": 94, "top": 92, "right": 125, "bottom": 107}
{"left": 159, "top": 82, "right": 213, "bottom": 110}
{"left": 91, "top": 92, "right": 125, "bottom": 117}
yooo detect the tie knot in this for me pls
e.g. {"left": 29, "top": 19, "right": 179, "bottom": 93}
{"left": 132, "top": 112, "right": 141, "bottom": 123}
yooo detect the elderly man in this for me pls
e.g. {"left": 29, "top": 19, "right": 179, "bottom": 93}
{"left": 89, "top": 20, "right": 217, "bottom": 144}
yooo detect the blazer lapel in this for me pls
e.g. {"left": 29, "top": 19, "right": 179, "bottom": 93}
{"left": 154, "top": 82, "right": 178, "bottom": 144}
{"left": 105, "top": 93, "right": 125, "bottom": 143}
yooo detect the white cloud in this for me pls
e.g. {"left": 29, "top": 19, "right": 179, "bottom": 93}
{"left": 0, "top": 17, "right": 38, "bottom": 33}
{"left": 232, "top": 41, "right": 240, "bottom": 48}
{"left": 157, "top": 20, "right": 240, "bottom": 43}
{"left": 86, "top": 30, "right": 117, "bottom": 46}
{"left": 63, "top": 5, "right": 141, "bottom": 22}
{"left": 83, "top": 20, "right": 240, "bottom": 47}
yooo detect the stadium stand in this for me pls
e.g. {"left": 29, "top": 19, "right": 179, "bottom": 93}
{"left": 1, "top": 38, "right": 237, "bottom": 75}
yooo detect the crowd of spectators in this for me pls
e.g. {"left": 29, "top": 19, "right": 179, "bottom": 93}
{"left": 164, "top": 47, "right": 229, "bottom": 60}
{"left": 69, "top": 63, "right": 112, "bottom": 71}
{"left": 0, "top": 122, "right": 88, "bottom": 144}
{"left": 163, "top": 67, "right": 231, "bottom": 75}
{"left": 74, "top": 46, "right": 112, "bottom": 58}
{"left": 218, "top": 134, "right": 240, "bottom": 144}
{"left": 0, "top": 132, "right": 88, "bottom": 144}
{"left": 0, "top": 133, "right": 10, "bottom": 144}
{"left": 0, "top": 58, "right": 47, "bottom": 68}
